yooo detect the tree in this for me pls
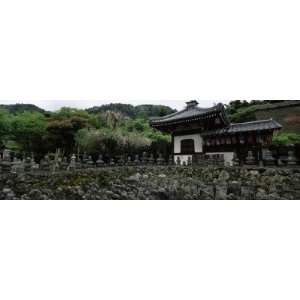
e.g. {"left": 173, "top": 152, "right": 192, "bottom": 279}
{"left": 10, "top": 112, "right": 47, "bottom": 155}
{"left": 46, "top": 116, "right": 88, "bottom": 154}
{"left": 0, "top": 109, "right": 11, "bottom": 149}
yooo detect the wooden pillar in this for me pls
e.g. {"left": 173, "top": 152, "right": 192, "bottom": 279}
{"left": 258, "top": 143, "right": 263, "bottom": 167}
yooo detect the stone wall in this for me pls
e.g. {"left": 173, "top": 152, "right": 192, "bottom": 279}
{"left": 1, "top": 165, "right": 300, "bottom": 200}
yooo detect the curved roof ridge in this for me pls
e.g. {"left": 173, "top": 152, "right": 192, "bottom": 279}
{"left": 150, "top": 108, "right": 188, "bottom": 121}
{"left": 230, "top": 118, "right": 273, "bottom": 126}
{"left": 150, "top": 103, "right": 224, "bottom": 124}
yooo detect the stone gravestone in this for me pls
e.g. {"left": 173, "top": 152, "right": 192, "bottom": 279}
{"left": 187, "top": 156, "right": 192, "bottom": 166}
{"left": 176, "top": 156, "right": 181, "bottom": 166}
{"left": 68, "top": 154, "right": 77, "bottom": 171}
{"left": 61, "top": 157, "right": 69, "bottom": 170}
{"left": 148, "top": 154, "right": 155, "bottom": 165}
{"left": 86, "top": 156, "right": 95, "bottom": 168}
{"left": 82, "top": 153, "right": 88, "bottom": 169}
{"left": 141, "top": 152, "right": 148, "bottom": 165}
{"left": 263, "top": 149, "right": 275, "bottom": 166}
{"left": 134, "top": 154, "right": 140, "bottom": 165}
{"left": 109, "top": 158, "right": 115, "bottom": 166}
{"left": 287, "top": 150, "right": 297, "bottom": 166}
{"left": 157, "top": 153, "right": 164, "bottom": 165}
{"left": 96, "top": 154, "right": 104, "bottom": 167}
{"left": 40, "top": 155, "right": 51, "bottom": 172}
{"left": 127, "top": 156, "right": 133, "bottom": 166}
{"left": 245, "top": 150, "right": 256, "bottom": 165}
{"left": 11, "top": 157, "right": 20, "bottom": 174}
{"left": 168, "top": 155, "right": 174, "bottom": 165}
{"left": 118, "top": 156, "right": 125, "bottom": 166}
{"left": 232, "top": 152, "right": 240, "bottom": 167}
{"left": 0, "top": 149, "right": 12, "bottom": 173}
{"left": 218, "top": 154, "right": 225, "bottom": 167}
{"left": 24, "top": 157, "right": 32, "bottom": 173}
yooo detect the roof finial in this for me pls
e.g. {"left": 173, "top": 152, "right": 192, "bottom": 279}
{"left": 186, "top": 100, "right": 198, "bottom": 109}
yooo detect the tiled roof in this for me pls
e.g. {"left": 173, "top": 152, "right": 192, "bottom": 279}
{"left": 150, "top": 103, "right": 228, "bottom": 125}
{"left": 202, "top": 119, "right": 282, "bottom": 136}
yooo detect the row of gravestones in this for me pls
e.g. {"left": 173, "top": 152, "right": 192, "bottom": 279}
{"left": 0, "top": 151, "right": 178, "bottom": 174}
{"left": 235, "top": 149, "right": 299, "bottom": 166}
{"left": 1, "top": 148, "right": 298, "bottom": 174}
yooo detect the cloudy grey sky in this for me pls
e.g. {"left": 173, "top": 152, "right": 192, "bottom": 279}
{"left": 0, "top": 1, "right": 299, "bottom": 112}
{"left": 0, "top": 99, "right": 231, "bottom": 111}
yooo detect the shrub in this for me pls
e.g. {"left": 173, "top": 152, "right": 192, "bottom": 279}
{"left": 272, "top": 132, "right": 300, "bottom": 146}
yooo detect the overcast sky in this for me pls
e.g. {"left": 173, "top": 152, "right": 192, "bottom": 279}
{"left": 0, "top": 99, "right": 230, "bottom": 111}
{"left": 0, "top": 0, "right": 299, "bottom": 111}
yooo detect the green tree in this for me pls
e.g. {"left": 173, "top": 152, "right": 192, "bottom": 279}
{"left": 272, "top": 132, "right": 300, "bottom": 146}
{"left": 0, "top": 109, "right": 11, "bottom": 149}
{"left": 10, "top": 112, "right": 47, "bottom": 155}
{"left": 46, "top": 116, "right": 88, "bottom": 154}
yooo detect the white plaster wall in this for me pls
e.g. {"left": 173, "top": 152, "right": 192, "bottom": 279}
{"left": 206, "top": 152, "right": 235, "bottom": 166}
{"left": 174, "top": 134, "right": 203, "bottom": 154}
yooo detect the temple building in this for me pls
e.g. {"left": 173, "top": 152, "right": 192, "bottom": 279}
{"left": 150, "top": 101, "right": 282, "bottom": 165}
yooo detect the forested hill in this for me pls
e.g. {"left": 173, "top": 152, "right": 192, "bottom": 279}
{"left": 227, "top": 100, "right": 300, "bottom": 133}
{"left": 86, "top": 103, "right": 176, "bottom": 118}
{"left": 0, "top": 103, "right": 46, "bottom": 114}
{"left": 0, "top": 103, "right": 176, "bottom": 118}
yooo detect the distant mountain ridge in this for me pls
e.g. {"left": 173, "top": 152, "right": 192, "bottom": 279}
{"left": 86, "top": 103, "right": 177, "bottom": 118}
{"left": 0, "top": 103, "right": 46, "bottom": 114}
{"left": 0, "top": 102, "right": 177, "bottom": 119}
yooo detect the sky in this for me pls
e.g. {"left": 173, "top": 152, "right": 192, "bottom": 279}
{"left": 0, "top": 0, "right": 299, "bottom": 111}
{"left": 0, "top": 99, "right": 229, "bottom": 111}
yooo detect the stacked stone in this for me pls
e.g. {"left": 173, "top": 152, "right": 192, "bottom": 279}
{"left": 156, "top": 153, "right": 164, "bottom": 165}
{"left": 40, "top": 155, "right": 51, "bottom": 172}
{"left": 11, "top": 158, "right": 20, "bottom": 174}
{"left": 134, "top": 155, "right": 140, "bottom": 165}
{"left": 168, "top": 155, "right": 174, "bottom": 165}
{"left": 60, "top": 157, "right": 69, "bottom": 170}
{"left": 82, "top": 153, "right": 89, "bottom": 169}
{"left": 245, "top": 151, "right": 256, "bottom": 165}
{"left": 287, "top": 150, "right": 297, "bottom": 166}
{"left": 141, "top": 152, "right": 148, "bottom": 165}
{"left": 0, "top": 149, "right": 12, "bottom": 173}
{"left": 86, "top": 156, "right": 95, "bottom": 168}
{"left": 176, "top": 156, "right": 181, "bottom": 166}
{"left": 118, "top": 156, "right": 125, "bottom": 166}
{"left": 24, "top": 157, "right": 32, "bottom": 173}
{"left": 187, "top": 156, "right": 192, "bottom": 166}
{"left": 96, "top": 155, "right": 105, "bottom": 167}
{"left": 109, "top": 158, "right": 115, "bottom": 166}
{"left": 68, "top": 154, "right": 77, "bottom": 171}
{"left": 214, "top": 154, "right": 225, "bottom": 167}
{"left": 148, "top": 154, "right": 155, "bottom": 165}
{"left": 263, "top": 149, "right": 276, "bottom": 166}
{"left": 232, "top": 152, "right": 240, "bottom": 167}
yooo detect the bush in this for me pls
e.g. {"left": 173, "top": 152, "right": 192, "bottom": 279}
{"left": 272, "top": 132, "right": 300, "bottom": 146}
